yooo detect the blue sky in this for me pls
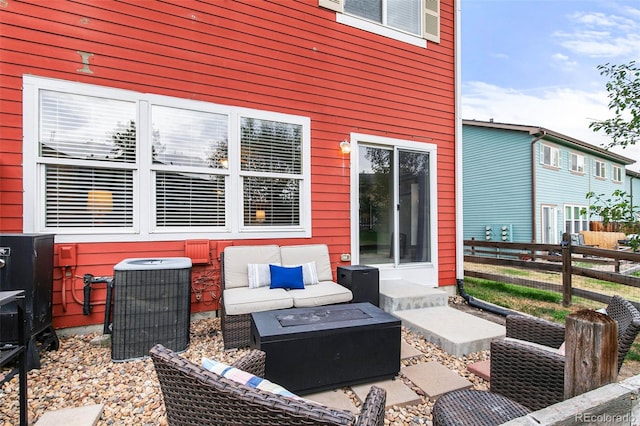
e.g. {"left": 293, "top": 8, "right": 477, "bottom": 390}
{"left": 461, "top": 0, "right": 640, "bottom": 171}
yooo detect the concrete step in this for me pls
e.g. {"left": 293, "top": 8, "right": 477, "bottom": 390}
{"left": 394, "top": 306, "right": 505, "bottom": 357}
{"left": 379, "top": 279, "right": 448, "bottom": 312}
{"left": 35, "top": 404, "right": 104, "bottom": 426}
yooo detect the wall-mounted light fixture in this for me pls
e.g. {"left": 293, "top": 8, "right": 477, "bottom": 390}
{"left": 340, "top": 139, "right": 351, "bottom": 155}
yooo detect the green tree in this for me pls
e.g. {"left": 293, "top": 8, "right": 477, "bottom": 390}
{"left": 589, "top": 60, "right": 640, "bottom": 149}
{"left": 583, "top": 190, "right": 640, "bottom": 251}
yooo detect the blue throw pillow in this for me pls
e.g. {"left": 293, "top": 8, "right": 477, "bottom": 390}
{"left": 269, "top": 264, "right": 304, "bottom": 290}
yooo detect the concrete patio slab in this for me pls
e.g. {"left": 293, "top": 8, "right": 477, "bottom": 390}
{"left": 351, "top": 378, "right": 422, "bottom": 409}
{"left": 467, "top": 359, "right": 491, "bottom": 381}
{"left": 394, "top": 306, "right": 505, "bottom": 356}
{"left": 305, "top": 389, "right": 358, "bottom": 413}
{"left": 401, "top": 339, "right": 424, "bottom": 359}
{"left": 402, "top": 361, "right": 472, "bottom": 400}
{"left": 35, "top": 404, "right": 104, "bottom": 426}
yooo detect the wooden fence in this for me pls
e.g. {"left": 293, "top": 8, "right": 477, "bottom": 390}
{"left": 464, "top": 235, "right": 640, "bottom": 307}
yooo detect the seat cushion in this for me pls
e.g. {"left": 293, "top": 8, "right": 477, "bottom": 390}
{"left": 289, "top": 281, "right": 353, "bottom": 308}
{"left": 223, "top": 287, "right": 293, "bottom": 315}
{"left": 224, "top": 245, "right": 281, "bottom": 289}
{"left": 280, "top": 244, "right": 333, "bottom": 282}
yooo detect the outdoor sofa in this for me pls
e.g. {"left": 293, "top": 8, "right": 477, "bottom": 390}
{"left": 220, "top": 244, "right": 353, "bottom": 348}
{"left": 150, "top": 343, "right": 386, "bottom": 426}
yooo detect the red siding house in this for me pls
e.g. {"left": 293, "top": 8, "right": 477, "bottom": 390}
{"left": 0, "top": 0, "right": 459, "bottom": 329}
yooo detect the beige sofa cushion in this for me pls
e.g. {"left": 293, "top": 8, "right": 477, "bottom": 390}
{"left": 223, "top": 287, "right": 293, "bottom": 315}
{"left": 224, "top": 245, "right": 281, "bottom": 289}
{"left": 280, "top": 244, "right": 333, "bottom": 282}
{"left": 289, "top": 281, "right": 352, "bottom": 308}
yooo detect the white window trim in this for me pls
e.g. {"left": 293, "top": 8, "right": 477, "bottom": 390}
{"left": 594, "top": 159, "right": 607, "bottom": 179}
{"left": 23, "top": 75, "right": 311, "bottom": 243}
{"left": 540, "top": 143, "right": 560, "bottom": 168}
{"left": 569, "top": 152, "right": 585, "bottom": 173}
{"left": 337, "top": 13, "right": 427, "bottom": 48}
{"left": 564, "top": 204, "right": 588, "bottom": 234}
{"left": 612, "top": 165, "right": 623, "bottom": 182}
{"left": 348, "top": 132, "right": 438, "bottom": 284}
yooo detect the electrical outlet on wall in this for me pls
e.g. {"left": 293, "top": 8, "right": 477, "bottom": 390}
{"left": 340, "top": 253, "right": 351, "bottom": 262}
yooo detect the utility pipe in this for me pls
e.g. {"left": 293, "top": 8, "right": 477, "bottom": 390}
{"left": 456, "top": 278, "right": 521, "bottom": 317}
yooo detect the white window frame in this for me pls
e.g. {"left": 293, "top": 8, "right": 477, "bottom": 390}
{"left": 321, "top": 0, "right": 440, "bottom": 48}
{"left": 22, "top": 75, "right": 311, "bottom": 243}
{"left": 612, "top": 165, "right": 623, "bottom": 182}
{"left": 564, "top": 204, "right": 588, "bottom": 235}
{"left": 594, "top": 160, "right": 607, "bottom": 179}
{"left": 540, "top": 143, "right": 560, "bottom": 168}
{"left": 569, "top": 152, "right": 585, "bottom": 173}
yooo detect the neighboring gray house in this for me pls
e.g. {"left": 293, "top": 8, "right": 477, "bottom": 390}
{"left": 463, "top": 119, "right": 636, "bottom": 244}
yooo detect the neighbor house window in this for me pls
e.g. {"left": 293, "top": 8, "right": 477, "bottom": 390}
{"left": 570, "top": 152, "right": 585, "bottom": 173}
{"left": 594, "top": 160, "right": 607, "bottom": 179}
{"left": 320, "top": 0, "right": 440, "bottom": 45}
{"left": 565, "top": 205, "right": 588, "bottom": 234}
{"left": 23, "top": 76, "right": 311, "bottom": 242}
{"left": 612, "top": 165, "right": 623, "bottom": 182}
{"left": 540, "top": 143, "right": 560, "bottom": 168}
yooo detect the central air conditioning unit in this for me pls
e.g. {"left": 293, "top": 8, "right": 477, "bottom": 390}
{"left": 111, "top": 257, "right": 192, "bottom": 361}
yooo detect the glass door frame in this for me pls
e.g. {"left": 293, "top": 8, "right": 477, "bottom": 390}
{"left": 541, "top": 205, "right": 558, "bottom": 244}
{"left": 349, "top": 133, "right": 439, "bottom": 285}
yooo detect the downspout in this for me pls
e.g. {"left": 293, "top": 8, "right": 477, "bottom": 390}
{"left": 530, "top": 130, "right": 547, "bottom": 243}
{"left": 455, "top": 0, "right": 464, "bottom": 286}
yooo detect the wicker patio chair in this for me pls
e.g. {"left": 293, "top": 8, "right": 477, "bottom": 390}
{"left": 150, "top": 344, "right": 387, "bottom": 426}
{"left": 490, "top": 295, "right": 640, "bottom": 411}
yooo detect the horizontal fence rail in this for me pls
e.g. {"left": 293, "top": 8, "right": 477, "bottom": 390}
{"left": 464, "top": 237, "right": 640, "bottom": 307}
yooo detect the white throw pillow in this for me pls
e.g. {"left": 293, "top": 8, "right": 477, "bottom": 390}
{"left": 247, "top": 263, "right": 280, "bottom": 289}
{"left": 297, "top": 261, "right": 319, "bottom": 285}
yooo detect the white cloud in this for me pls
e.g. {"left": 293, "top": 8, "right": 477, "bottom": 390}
{"left": 551, "top": 53, "right": 578, "bottom": 69}
{"left": 553, "top": 9, "right": 640, "bottom": 59}
{"left": 462, "top": 81, "right": 640, "bottom": 172}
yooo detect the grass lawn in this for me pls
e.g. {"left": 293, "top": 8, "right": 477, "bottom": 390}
{"left": 464, "top": 276, "right": 640, "bottom": 361}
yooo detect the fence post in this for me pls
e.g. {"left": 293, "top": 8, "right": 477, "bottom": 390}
{"left": 561, "top": 232, "right": 572, "bottom": 307}
{"left": 564, "top": 309, "right": 618, "bottom": 399}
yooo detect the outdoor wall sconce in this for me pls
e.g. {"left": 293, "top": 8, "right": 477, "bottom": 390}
{"left": 340, "top": 139, "right": 351, "bottom": 155}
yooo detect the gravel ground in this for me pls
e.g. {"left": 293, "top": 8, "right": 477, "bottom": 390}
{"left": 1, "top": 299, "right": 638, "bottom": 425}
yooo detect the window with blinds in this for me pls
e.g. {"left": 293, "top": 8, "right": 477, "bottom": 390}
{"left": 151, "top": 105, "right": 228, "bottom": 228}
{"left": 240, "top": 118, "right": 302, "bottom": 227}
{"left": 345, "top": 0, "right": 420, "bottom": 36}
{"left": 27, "top": 76, "right": 311, "bottom": 239}
{"left": 39, "top": 91, "right": 136, "bottom": 229}
{"left": 332, "top": 0, "right": 439, "bottom": 43}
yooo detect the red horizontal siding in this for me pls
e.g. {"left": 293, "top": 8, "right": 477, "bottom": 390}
{"left": 1, "top": 0, "right": 457, "bottom": 328}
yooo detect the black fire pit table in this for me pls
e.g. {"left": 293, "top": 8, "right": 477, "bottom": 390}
{"left": 250, "top": 302, "right": 401, "bottom": 395}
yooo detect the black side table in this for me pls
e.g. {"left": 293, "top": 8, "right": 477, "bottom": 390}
{"left": 337, "top": 265, "right": 379, "bottom": 306}
{"left": 0, "top": 290, "right": 28, "bottom": 426}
